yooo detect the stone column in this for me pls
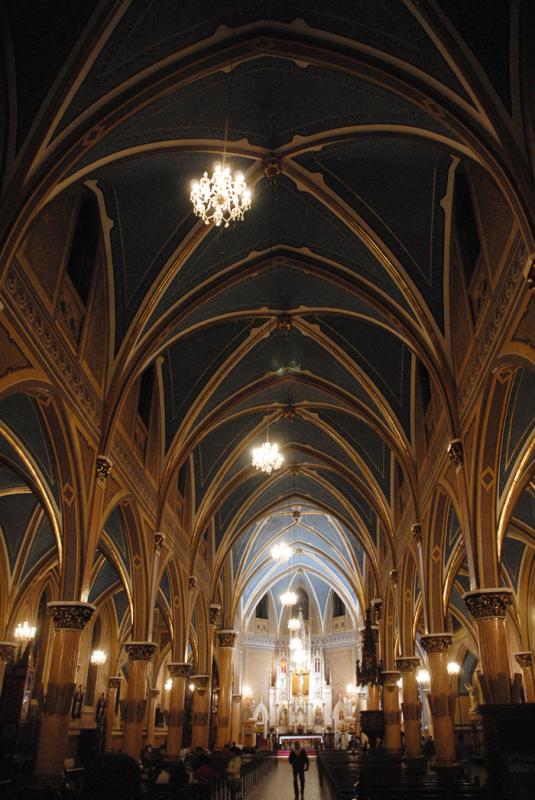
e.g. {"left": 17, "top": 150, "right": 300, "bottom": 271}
{"left": 122, "top": 642, "right": 156, "bottom": 759}
{"left": 191, "top": 675, "right": 211, "bottom": 748}
{"left": 395, "top": 656, "right": 422, "bottom": 759}
{"left": 381, "top": 671, "right": 402, "bottom": 753}
{"left": 34, "top": 602, "right": 95, "bottom": 776}
{"left": 230, "top": 693, "right": 242, "bottom": 744}
{"left": 463, "top": 589, "right": 513, "bottom": 703}
{"left": 0, "top": 642, "right": 16, "bottom": 694}
{"left": 420, "top": 634, "right": 456, "bottom": 767}
{"left": 146, "top": 688, "right": 160, "bottom": 746}
{"left": 515, "top": 652, "right": 535, "bottom": 702}
{"left": 366, "top": 683, "right": 381, "bottom": 710}
{"left": 216, "top": 630, "right": 238, "bottom": 747}
{"left": 104, "top": 677, "right": 121, "bottom": 752}
{"left": 167, "top": 662, "right": 192, "bottom": 754}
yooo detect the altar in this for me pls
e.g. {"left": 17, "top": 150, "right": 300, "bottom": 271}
{"left": 279, "top": 733, "right": 323, "bottom": 750}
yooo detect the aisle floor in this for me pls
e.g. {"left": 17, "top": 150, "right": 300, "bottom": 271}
{"left": 248, "top": 760, "right": 326, "bottom": 800}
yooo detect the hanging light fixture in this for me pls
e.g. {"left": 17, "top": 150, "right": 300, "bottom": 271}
{"left": 252, "top": 440, "right": 283, "bottom": 475}
{"left": 288, "top": 617, "right": 300, "bottom": 631}
{"left": 191, "top": 165, "right": 251, "bottom": 227}
{"left": 280, "top": 590, "right": 297, "bottom": 606}
{"left": 90, "top": 649, "right": 107, "bottom": 666}
{"left": 14, "top": 621, "right": 36, "bottom": 641}
{"left": 289, "top": 637, "right": 302, "bottom": 651}
{"left": 270, "top": 541, "right": 292, "bottom": 562}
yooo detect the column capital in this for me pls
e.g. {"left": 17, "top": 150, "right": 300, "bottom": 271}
{"left": 108, "top": 676, "right": 122, "bottom": 690}
{"left": 463, "top": 588, "right": 514, "bottom": 619}
{"left": 209, "top": 604, "right": 222, "bottom": 626}
{"left": 0, "top": 642, "right": 17, "bottom": 662}
{"left": 149, "top": 688, "right": 160, "bottom": 699}
{"left": 96, "top": 454, "right": 113, "bottom": 481}
{"left": 515, "top": 652, "right": 533, "bottom": 669}
{"left": 47, "top": 601, "right": 95, "bottom": 630}
{"left": 168, "top": 662, "right": 192, "bottom": 678}
{"left": 217, "top": 630, "right": 238, "bottom": 648}
{"left": 124, "top": 641, "right": 157, "bottom": 661}
{"left": 420, "top": 633, "right": 452, "bottom": 654}
{"left": 381, "top": 670, "right": 401, "bottom": 687}
{"left": 410, "top": 523, "right": 422, "bottom": 544}
{"left": 395, "top": 656, "right": 420, "bottom": 673}
{"left": 232, "top": 693, "right": 242, "bottom": 702}
{"left": 154, "top": 532, "right": 165, "bottom": 553}
{"left": 447, "top": 438, "right": 464, "bottom": 466}
{"left": 192, "top": 674, "right": 211, "bottom": 695}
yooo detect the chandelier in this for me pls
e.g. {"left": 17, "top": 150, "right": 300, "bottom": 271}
{"left": 281, "top": 590, "right": 297, "bottom": 606}
{"left": 271, "top": 541, "right": 292, "bottom": 562}
{"left": 252, "top": 441, "right": 283, "bottom": 475}
{"left": 288, "top": 617, "right": 300, "bottom": 631}
{"left": 290, "top": 637, "right": 302, "bottom": 651}
{"left": 90, "top": 649, "right": 107, "bottom": 666}
{"left": 14, "top": 621, "right": 36, "bottom": 641}
{"left": 191, "top": 164, "right": 251, "bottom": 227}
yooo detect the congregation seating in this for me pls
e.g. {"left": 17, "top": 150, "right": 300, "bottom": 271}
{"left": 317, "top": 751, "right": 489, "bottom": 800}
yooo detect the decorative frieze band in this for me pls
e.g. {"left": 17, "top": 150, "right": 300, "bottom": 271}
{"left": 124, "top": 641, "right": 157, "bottom": 661}
{"left": 218, "top": 630, "right": 238, "bottom": 648}
{"left": 395, "top": 657, "right": 420, "bottom": 673}
{"left": 168, "top": 662, "right": 192, "bottom": 679}
{"left": 0, "top": 642, "right": 17, "bottom": 662}
{"left": 514, "top": 652, "right": 533, "bottom": 669}
{"left": 48, "top": 601, "right": 95, "bottom": 630}
{"left": 420, "top": 633, "right": 452, "bottom": 654}
{"left": 463, "top": 589, "right": 513, "bottom": 619}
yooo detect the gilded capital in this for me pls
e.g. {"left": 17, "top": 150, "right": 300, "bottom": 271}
{"left": 96, "top": 455, "right": 113, "bottom": 481}
{"left": 209, "top": 604, "right": 222, "bottom": 626}
{"left": 232, "top": 693, "right": 242, "bottom": 703}
{"left": 188, "top": 576, "right": 197, "bottom": 591}
{"left": 395, "top": 656, "right": 420, "bottom": 673}
{"left": 515, "top": 652, "right": 533, "bottom": 669}
{"left": 150, "top": 688, "right": 160, "bottom": 699}
{"left": 0, "top": 642, "right": 17, "bottom": 662}
{"left": 192, "top": 674, "right": 211, "bottom": 695}
{"left": 463, "top": 588, "right": 513, "bottom": 619}
{"left": 108, "top": 676, "right": 121, "bottom": 690}
{"left": 447, "top": 439, "right": 464, "bottom": 466}
{"left": 381, "top": 670, "right": 401, "bottom": 687}
{"left": 390, "top": 568, "right": 398, "bottom": 585}
{"left": 154, "top": 532, "right": 165, "bottom": 553}
{"left": 168, "top": 662, "right": 192, "bottom": 678}
{"left": 48, "top": 601, "right": 95, "bottom": 630}
{"left": 124, "top": 641, "right": 157, "bottom": 662}
{"left": 371, "top": 599, "right": 382, "bottom": 622}
{"left": 218, "top": 630, "right": 238, "bottom": 648}
{"left": 411, "top": 523, "right": 422, "bottom": 544}
{"left": 420, "top": 633, "right": 452, "bottom": 654}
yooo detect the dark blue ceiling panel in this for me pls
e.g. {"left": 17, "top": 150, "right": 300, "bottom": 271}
{"left": 316, "top": 467, "right": 376, "bottom": 537}
{"left": 215, "top": 471, "right": 267, "bottom": 548}
{"left": 444, "top": 502, "right": 461, "bottom": 567}
{"left": 149, "top": 175, "right": 412, "bottom": 326}
{"left": 297, "top": 138, "right": 452, "bottom": 329}
{"left": 103, "top": 506, "right": 130, "bottom": 573}
{"left": 318, "top": 409, "right": 390, "bottom": 496}
{"left": 0, "top": 394, "right": 58, "bottom": 502}
{"left": 58, "top": 0, "right": 469, "bottom": 132}
{"left": 159, "top": 568, "right": 171, "bottom": 606}
{"left": 22, "top": 512, "right": 56, "bottom": 580}
{"left": 113, "top": 589, "right": 130, "bottom": 625}
{"left": 308, "top": 314, "right": 412, "bottom": 436}
{"left": 0, "top": 492, "right": 38, "bottom": 571}
{"left": 89, "top": 553, "right": 122, "bottom": 603}
{"left": 162, "top": 318, "right": 260, "bottom": 450}
{"left": 499, "top": 368, "right": 535, "bottom": 495}
{"left": 512, "top": 487, "right": 535, "bottom": 532}
{"left": 502, "top": 536, "right": 525, "bottom": 592}
{"left": 73, "top": 56, "right": 453, "bottom": 172}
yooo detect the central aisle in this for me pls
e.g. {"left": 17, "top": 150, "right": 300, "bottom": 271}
{"left": 248, "top": 760, "right": 325, "bottom": 800}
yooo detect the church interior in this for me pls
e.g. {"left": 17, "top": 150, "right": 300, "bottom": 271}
{"left": 0, "top": 1, "right": 534, "bottom": 796}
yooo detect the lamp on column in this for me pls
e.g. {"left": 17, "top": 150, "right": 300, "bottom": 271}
{"left": 447, "top": 661, "right": 461, "bottom": 730}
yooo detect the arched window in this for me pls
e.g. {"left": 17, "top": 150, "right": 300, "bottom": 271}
{"left": 256, "top": 594, "right": 269, "bottom": 619}
{"left": 333, "top": 592, "right": 345, "bottom": 617}
{"left": 66, "top": 193, "right": 100, "bottom": 305}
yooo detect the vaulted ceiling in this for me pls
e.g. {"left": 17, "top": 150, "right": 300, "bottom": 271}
{"left": 1, "top": 1, "right": 530, "bottom": 608}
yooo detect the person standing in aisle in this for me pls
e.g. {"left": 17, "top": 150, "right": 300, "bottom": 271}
{"left": 289, "top": 741, "right": 309, "bottom": 798}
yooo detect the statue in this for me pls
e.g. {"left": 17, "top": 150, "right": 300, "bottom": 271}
{"left": 465, "top": 682, "right": 479, "bottom": 712}
{"left": 279, "top": 705, "right": 288, "bottom": 726}
{"left": 71, "top": 685, "right": 84, "bottom": 719}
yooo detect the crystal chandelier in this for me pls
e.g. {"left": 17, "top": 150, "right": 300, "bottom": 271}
{"left": 271, "top": 541, "right": 292, "bottom": 562}
{"left": 290, "top": 637, "right": 302, "bottom": 651}
{"left": 288, "top": 617, "right": 300, "bottom": 631}
{"left": 281, "top": 590, "right": 297, "bottom": 606}
{"left": 252, "top": 441, "right": 283, "bottom": 475}
{"left": 191, "top": 164, "right": 251, "bottom": 227}
{"left": 14, "top": 621, "right": 36, "bottom": 641}
{"left": 90, "top": 649, "right": 107, "bottom": 665}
